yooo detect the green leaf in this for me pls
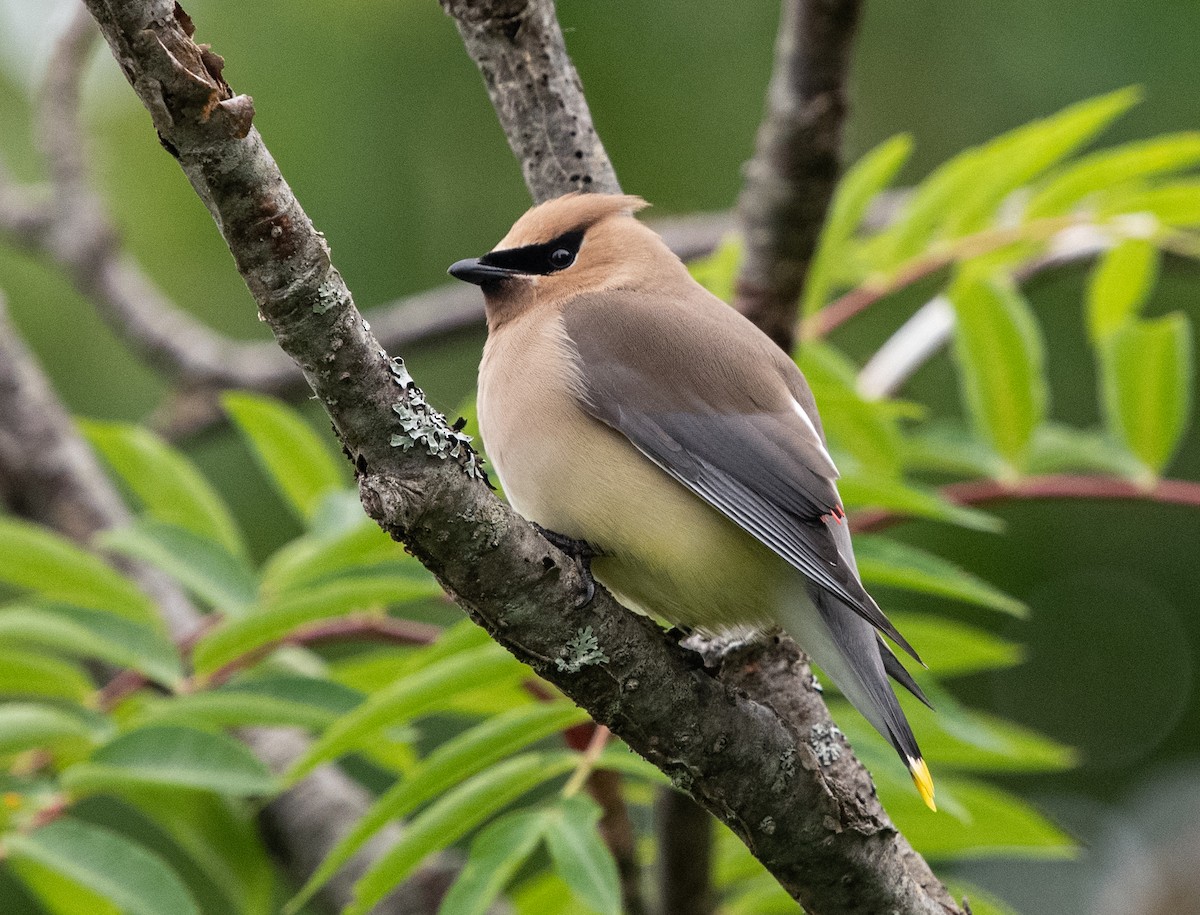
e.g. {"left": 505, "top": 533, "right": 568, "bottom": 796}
{"left": 330, "top": 621, "right": 493, "bottom": 692}
{"left": 438, "top": 809, "right": 549, "bottom": 915}
{"left": 886, "top": 775, "right": 1075, "bottom": 859}
{"left": 1102, "top": 313, "right": 1194, "bottom": 475}
{"left": 220, "top": 674, "right": 364, "bottom": 716}
{"left": 803, "top": 134, "right": 913, "bottom": 316}
{"left": 6, "top": 817, "right": 200, "bottom": 915}
{"left": 594, "top": 744, "right": 672, "bottom": 784}
{"left": 99, "top": 520, "right": 257, "bottom": 616}
{"left": 723, "top": 875, "right": 798, "bottom": 915}
{"left": 1026, "top": 423, "right": 1146, "bottom": 477}
{"left": 1028, "top": 132, "right": 1200, "bottom": 217}
{"left": 949, "top": 270, "right": 1047, "bottom": 470}
{"left": 834, "top": 677, "right": 1076, "bottom": 775}
{"left": 854, "top": 537, "right": 1027, "bottom": 617}
{"left": 310, "top": 489, "right": 373, "bottom": 538}
{"left": 62, "top": 725, "right": 275, "bottom": 797}
{"left": 1086, "top": 239, "right": 1160, "bottom": 342}
{"left": 870, "top": 89, "right": 1137, "bottom": 268}
{"left": 885, "top": 612, "right": 1024, "bottom": 675}
{"left": 713, "top": 824, "right": 772, "bottom": 890}
{"left": 866, "top": 146, "right": 993, "bottom": 271}
{"left": 837, "top": 476, "right": 1003, "bottom": 532}
{"left": 1098, "top": 179, "right": 1200, "bottom": 226}
{"left": 914, "top": 676, "right": 1076, "bottom": 773}
{"left": 118, "top": 790, "right": 273, "bottom": 915}
{"left": 900, "top": 422, "right": 1007, "bottom": 478}
{"left": 81, "top": 421, "right": 245, "bottom": 558}
{"left": 944, "top": 879, "right": 1022, "bottom": 915}
{"left": 0, "top": 518, "right": 157, "bottom": 625}
{"left": 510, "top": 873, "right": 581, "bottom": 915}
{"left": 346, "top": 752, "right": 581, "bottom": 915}
{"left": 799, "top": 344, "right": 905, "bottom": 478}
{"left": 941, "top": 88, "right": 1140, "bottom": 236}
{"left": 920, "top": 709, "right": 1078, "bottom": 774}
{"left": 290, "top": 702, "right": 588, "bottom": 911}
{"left": 222, "top": 392, "right": 346, "bottom": 521}
{"left": 193, "top": 573, "right": 444, "bottom": 677}
{"left": 543, "top": 795, "right": 621, "bottom": 915}
{"left": 0, "top": 648, "right": 92, "bottom": 701}
{"left": 0, "top": 604, "right": 182, "bottom": 687}
{"left": 134, "top": 690, "right": 338, "bottom": 731}
{"left": 287, "top": 642, "right": 523, "bottom": 782}
{"left": 260, "top": 516, "right": 418, "bottom": 598}
{"left": 8, "top": 855, "right": 123, "bottom": 915}
{"left": 0, "top": 703, "right": 95, "bottom": 756}
{"left": 687, "top": 235, "right": 741, "bottom": 304}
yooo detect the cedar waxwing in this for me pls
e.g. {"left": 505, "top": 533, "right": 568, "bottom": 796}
{"left": 449, "top": 193, "right": 936, "bottom": 811}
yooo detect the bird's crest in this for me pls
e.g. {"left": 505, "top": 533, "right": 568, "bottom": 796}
{"left": 497, "top": 193, "right": 648, "bottom": 251}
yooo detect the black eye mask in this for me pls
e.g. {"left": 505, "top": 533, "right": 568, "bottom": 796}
{"left": 480, "top": 229, "right": 584, "bottom": 276}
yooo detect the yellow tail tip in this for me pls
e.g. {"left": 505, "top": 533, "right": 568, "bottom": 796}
{"left": 908, "top": 757, "right": 936, "bottom": 812}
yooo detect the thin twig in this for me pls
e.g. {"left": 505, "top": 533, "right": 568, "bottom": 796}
{"left": 734, "top": 0, "right": 863, "bottom": 352}
{"left": 803, "top": 214, "right": 1080, "bottom": 340}
{"left": 852, "top": 474, "right": 1200, "bottom": 534}
{"left": 562, "top": 725, "right": 612, "bottom": 798}
{"left": 657, "top": 789, "right": 716, "bottom": 915}
{"left": 201, "top": 615, "right": 442, "bottom": 690}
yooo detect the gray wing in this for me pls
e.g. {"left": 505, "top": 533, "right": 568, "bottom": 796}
{"left": 562, "top": 292, "right": 919, "bottom": 661}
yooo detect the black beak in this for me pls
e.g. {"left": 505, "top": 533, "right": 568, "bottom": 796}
{"left": 448, "top": 258, "right": 517, "bottom": 286}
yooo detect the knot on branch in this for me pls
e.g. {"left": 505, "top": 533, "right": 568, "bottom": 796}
{"left": 131, "top": 4, "right": 255, "bottom": 147}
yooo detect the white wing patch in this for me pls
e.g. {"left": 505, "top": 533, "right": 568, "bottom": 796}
{"left": 791, "top": 398, "right": 838, "bottom": 477}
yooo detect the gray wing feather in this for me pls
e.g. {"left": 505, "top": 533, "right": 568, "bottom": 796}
{"left": 564, "top": 295, "right": 920, "bottom": 661}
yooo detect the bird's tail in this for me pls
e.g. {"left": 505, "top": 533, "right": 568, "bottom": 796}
{"left": 778, "top": 586, "right": 936, "bottom": 812}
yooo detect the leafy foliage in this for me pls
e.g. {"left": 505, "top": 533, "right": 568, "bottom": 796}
{"left": 3, "top": 90, "right": 1199, "bottom": 913}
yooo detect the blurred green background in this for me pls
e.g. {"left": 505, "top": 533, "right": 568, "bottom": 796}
{"left": 2, "top": 1, "right": 1199, "bottom": 911}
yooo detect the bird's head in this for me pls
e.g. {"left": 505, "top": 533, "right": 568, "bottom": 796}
{"left": 448, "top": 193, "right": 683, "bottom": 326}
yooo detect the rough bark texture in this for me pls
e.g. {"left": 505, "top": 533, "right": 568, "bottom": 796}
{"left": 78, "top": 1, "right": 962, "bottom": 911}
{"left": 734, "top": 0, "right": 863, "bottom": 352}
{"left": 439, "top": 0, "right": 621, "bottom": 200}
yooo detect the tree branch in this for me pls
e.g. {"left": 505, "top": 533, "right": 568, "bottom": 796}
{"left": 854, "top": 474, "right": 1200, "bottom": 535}
{"left": 438, "top": 0, "right": 621, "bottom": 200}
{"left": 734, "top": 0, "right": 863, "bottom": 352}
{"left": 77, "top": 1, "right": 962, "bottom": 910}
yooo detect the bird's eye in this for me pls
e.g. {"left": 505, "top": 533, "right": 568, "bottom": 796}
{"left": 549, "top": 248, "right": 575, "bottom": 270}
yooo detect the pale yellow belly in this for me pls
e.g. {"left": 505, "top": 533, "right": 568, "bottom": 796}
{"left": 478, "top": 314, "right": 788, "bottom": 632}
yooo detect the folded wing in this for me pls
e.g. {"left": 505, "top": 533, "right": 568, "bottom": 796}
{"left": 561, "top": 291, "right": 919, "bottom": 662}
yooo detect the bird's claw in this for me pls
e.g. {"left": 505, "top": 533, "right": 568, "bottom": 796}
{"left": 533, "top": 523, "right": 600, "bottom": 609}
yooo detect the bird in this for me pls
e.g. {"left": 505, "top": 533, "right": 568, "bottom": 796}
{"left": 448, "top": 192, "right": 935, "bottom": 811}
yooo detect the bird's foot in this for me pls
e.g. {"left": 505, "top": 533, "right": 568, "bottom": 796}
{"left": 532, "top": 523, "right": 601, "bottom": 609}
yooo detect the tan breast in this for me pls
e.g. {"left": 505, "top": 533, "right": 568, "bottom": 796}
{"left": 478, "top": 309, "right": 624, "bottom": 539}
